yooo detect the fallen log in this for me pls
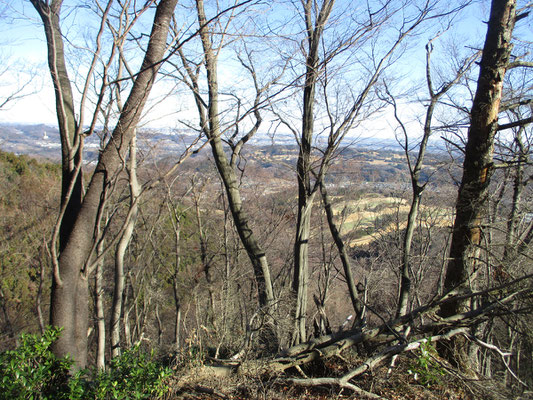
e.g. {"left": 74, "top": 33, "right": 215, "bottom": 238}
{"left": 285, "top": 327, "right": 468, "bottom": 396}
{"left": 238, "top": 275, "right": 532, "bottom": 375}
{"left": 175, "top": 274, "right": 532, "bottom": 399}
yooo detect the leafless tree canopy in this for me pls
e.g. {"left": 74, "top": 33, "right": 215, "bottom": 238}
{"left": 0, "top": 0, "right": 532, "bottom": 397}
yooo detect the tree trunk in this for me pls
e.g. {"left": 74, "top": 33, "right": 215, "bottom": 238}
{"left": 195, "top": 0, "right": 275, "bottom": 311}
{"left": 29, "top": 3, "right": 85, "bottom": 361}
{"left": 292, "top": 0, "right": 335, "bottom": 345}
{"left": 171, "top": 205, "right": 183, "bottom": 351}
{"left": 439, "top": 0, "right": 517, "bottom": 369}
{"left": 396, "top": 96, "right": 433, "bottom": 318}
{"left": 44, "top": 0, "right": 178, "bottom": 368}
{"left": 319, "top": 181, "right": 364, "bottom": 322}
{"left": 502, "top": 127, "right": 528, "bottom": 266}
{"left": 293, "top": 196, "right": 314, "bottom": 344}
{"left": 111, "top": 136, "right": 140, "bottom": 358}
{"left": 441, "top": 0, "right": 517, "bottom": 316}
{"left": 192, "top": 187, "right": 216, "bottom": 322}
{"left": 394, "top": 37, "right": 480, "bottom": 319}
{"left": 95, "top": 239, "right": 106, "bottom": 370}
{"left": 29, "top": 0, "right": 84, "bottom": 253}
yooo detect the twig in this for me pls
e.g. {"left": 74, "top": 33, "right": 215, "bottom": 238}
{"left": 193, "top": 385, "right": 229, "bottom": 399}
{"left": 468, "top": 334, "right": 529, "bottom": 388}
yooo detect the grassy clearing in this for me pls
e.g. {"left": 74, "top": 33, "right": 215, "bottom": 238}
{"left": 330, "top": 194, "right": 453, "bottom": 246}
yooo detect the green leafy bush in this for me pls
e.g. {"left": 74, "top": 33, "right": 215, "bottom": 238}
{"left": 0, "top": 327, "right": 73, "bottom": 399}
{"left": 0, "top": 327, "right": 172, "bottom": 400}
{"left": 408, "top": 338, "right": 446, "bottom": 387}
{"left": 89, "top": 345, "right": 172, "bottom": 400}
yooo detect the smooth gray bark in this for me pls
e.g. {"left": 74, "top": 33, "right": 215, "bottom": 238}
{"left": 319, "top": 181, "right": 364, "bottom": 321}
{"left": 95, "top": 240, "right": 106, "bottom": 370}
{"left": 29, "top": 0, "right": 84, "bottom": 253}
{"left": 394, "top": 43, "right": 479, "bottom": 318}
{"left": 111, "top": 136, "right": 140, "bottom": 358}
{"left": 292, "top": 0, "right": 335, "bottom": 345}
{"left": 190, "top": 0, "right": 276, "bottom": 311}
{"left": 34, "top": 0, "right": 178, "bottom": 367}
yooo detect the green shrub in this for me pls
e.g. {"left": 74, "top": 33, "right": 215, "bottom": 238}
{"left": 408, "top": 338, "right": 446, "bottom": 387}
{"left": 0, "top": 327, "right": 172, "bottom": 400}
{"left": 89, "top": 345, "right": 172, "bottom": 400}
{"left": 0, "top": 327, "right": 73, "bottom": 399}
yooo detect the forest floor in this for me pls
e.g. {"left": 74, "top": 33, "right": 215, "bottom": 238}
{"left": 166, "top": 351, "right": 524, "bottom": 400}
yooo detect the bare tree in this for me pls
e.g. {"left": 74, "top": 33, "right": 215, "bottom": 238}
{"left": 109, "top": 135, "right": 141, "bottom": 358}
{"left": 175, "top": 0, "right": 279, "bottom": 323}
{"left": 290, "top": 0, "right": 335, "bottom": 346}
{"left": 438, "top": 0, "right": 521, "bottom": 369}
{"left": 30, "top": 0, "right": 178, "bottom": 367}
{"left": 384, "top": 37, "right": 480, "bottom": 319}
{"left": 278, "top": 0, "right": 461, "bottom": 344}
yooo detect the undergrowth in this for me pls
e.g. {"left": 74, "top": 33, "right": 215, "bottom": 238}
{"left": 407, "top": 338, "right": 446, "bottom": 387}
{"left": 0, "top": 327, "right": 171, "bottom": 400}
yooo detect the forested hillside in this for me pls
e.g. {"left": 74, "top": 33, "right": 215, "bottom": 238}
{"left": 0, "top": 0, "right": 532, "bottom": 399}
{"left": 0, "top": 151, "right": 59, "bottom": 347}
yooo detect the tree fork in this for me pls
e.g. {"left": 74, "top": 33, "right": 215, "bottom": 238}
{"left": 34, "top": 0, "right": 179, "bottom": 368}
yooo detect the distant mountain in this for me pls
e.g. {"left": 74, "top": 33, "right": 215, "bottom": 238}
{"left": 0, "top": 123, "right": 61, "bottom": 159}
{"left": 0, "top": 122, "right": 460, "bottom": 196}
{"left": 0, "top": 123, "right": 201, "bottom": 161}
{"left": 0, "top": 122, "right": 449, "bottom": 162}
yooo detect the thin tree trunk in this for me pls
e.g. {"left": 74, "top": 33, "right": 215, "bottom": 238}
{"left": 36, "top": 240, "right": 47, "bottom": 334}
{"left": 156, "top": 304, "right": 163, "bottom": 346}
{"left": 123, "top": 300, "right": 132, "bottom": 349}
{"left": 171, "top": 213, "right": 182, "bottom": 351}
{"left": 111, "top": 136, "right": 140, "bottom": 358}
{"left": 502, "top": 127, "right": 527, "bottom": 265}
{"left": 393, "top": 38, "right": 479, "bottom": 319}
{"left": 194, "top": 0, "right": 275, "bottom": 311}
{"left": 174, "top": 299, "right": 181, "bottom": 351}
{"left": 192, "top": 186, "right": 216, "bottom": 321}
{"left": 319, "top": 181, "right": 364, "bottom": 322}
{"left": 95, "top": 239, "right": 106, "bottom": 370}
{"left": 292, "top": 0, "right": 335, "bottom": 345}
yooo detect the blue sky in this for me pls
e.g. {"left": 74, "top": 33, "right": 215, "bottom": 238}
{"left": 0, "top": 0, "right": 524, "bottom": 140}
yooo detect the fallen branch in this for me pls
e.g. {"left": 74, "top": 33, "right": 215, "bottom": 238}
{"left": 468, "top": 334, "right": 529, "bottom": 388}
{"left": 192, "top": 385, "right": 230, "bottom": 399}
{"left": 285, "top": 376, "right": 385, "bottom": 399}
{"left": 283, "top": 274, "right": 531, "bottom": 360}
{"left": 239, "top": 276, "right": 533, "bottom": 375}
{"left": 285, "top": 328, "right": 467, "bottom": 397}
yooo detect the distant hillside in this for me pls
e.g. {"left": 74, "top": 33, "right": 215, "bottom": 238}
{"left": 0, "top": 122, "right": 449, "bottom": 159}
{"left": 0, "top": 122, "right": 458, "bottom": 191}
